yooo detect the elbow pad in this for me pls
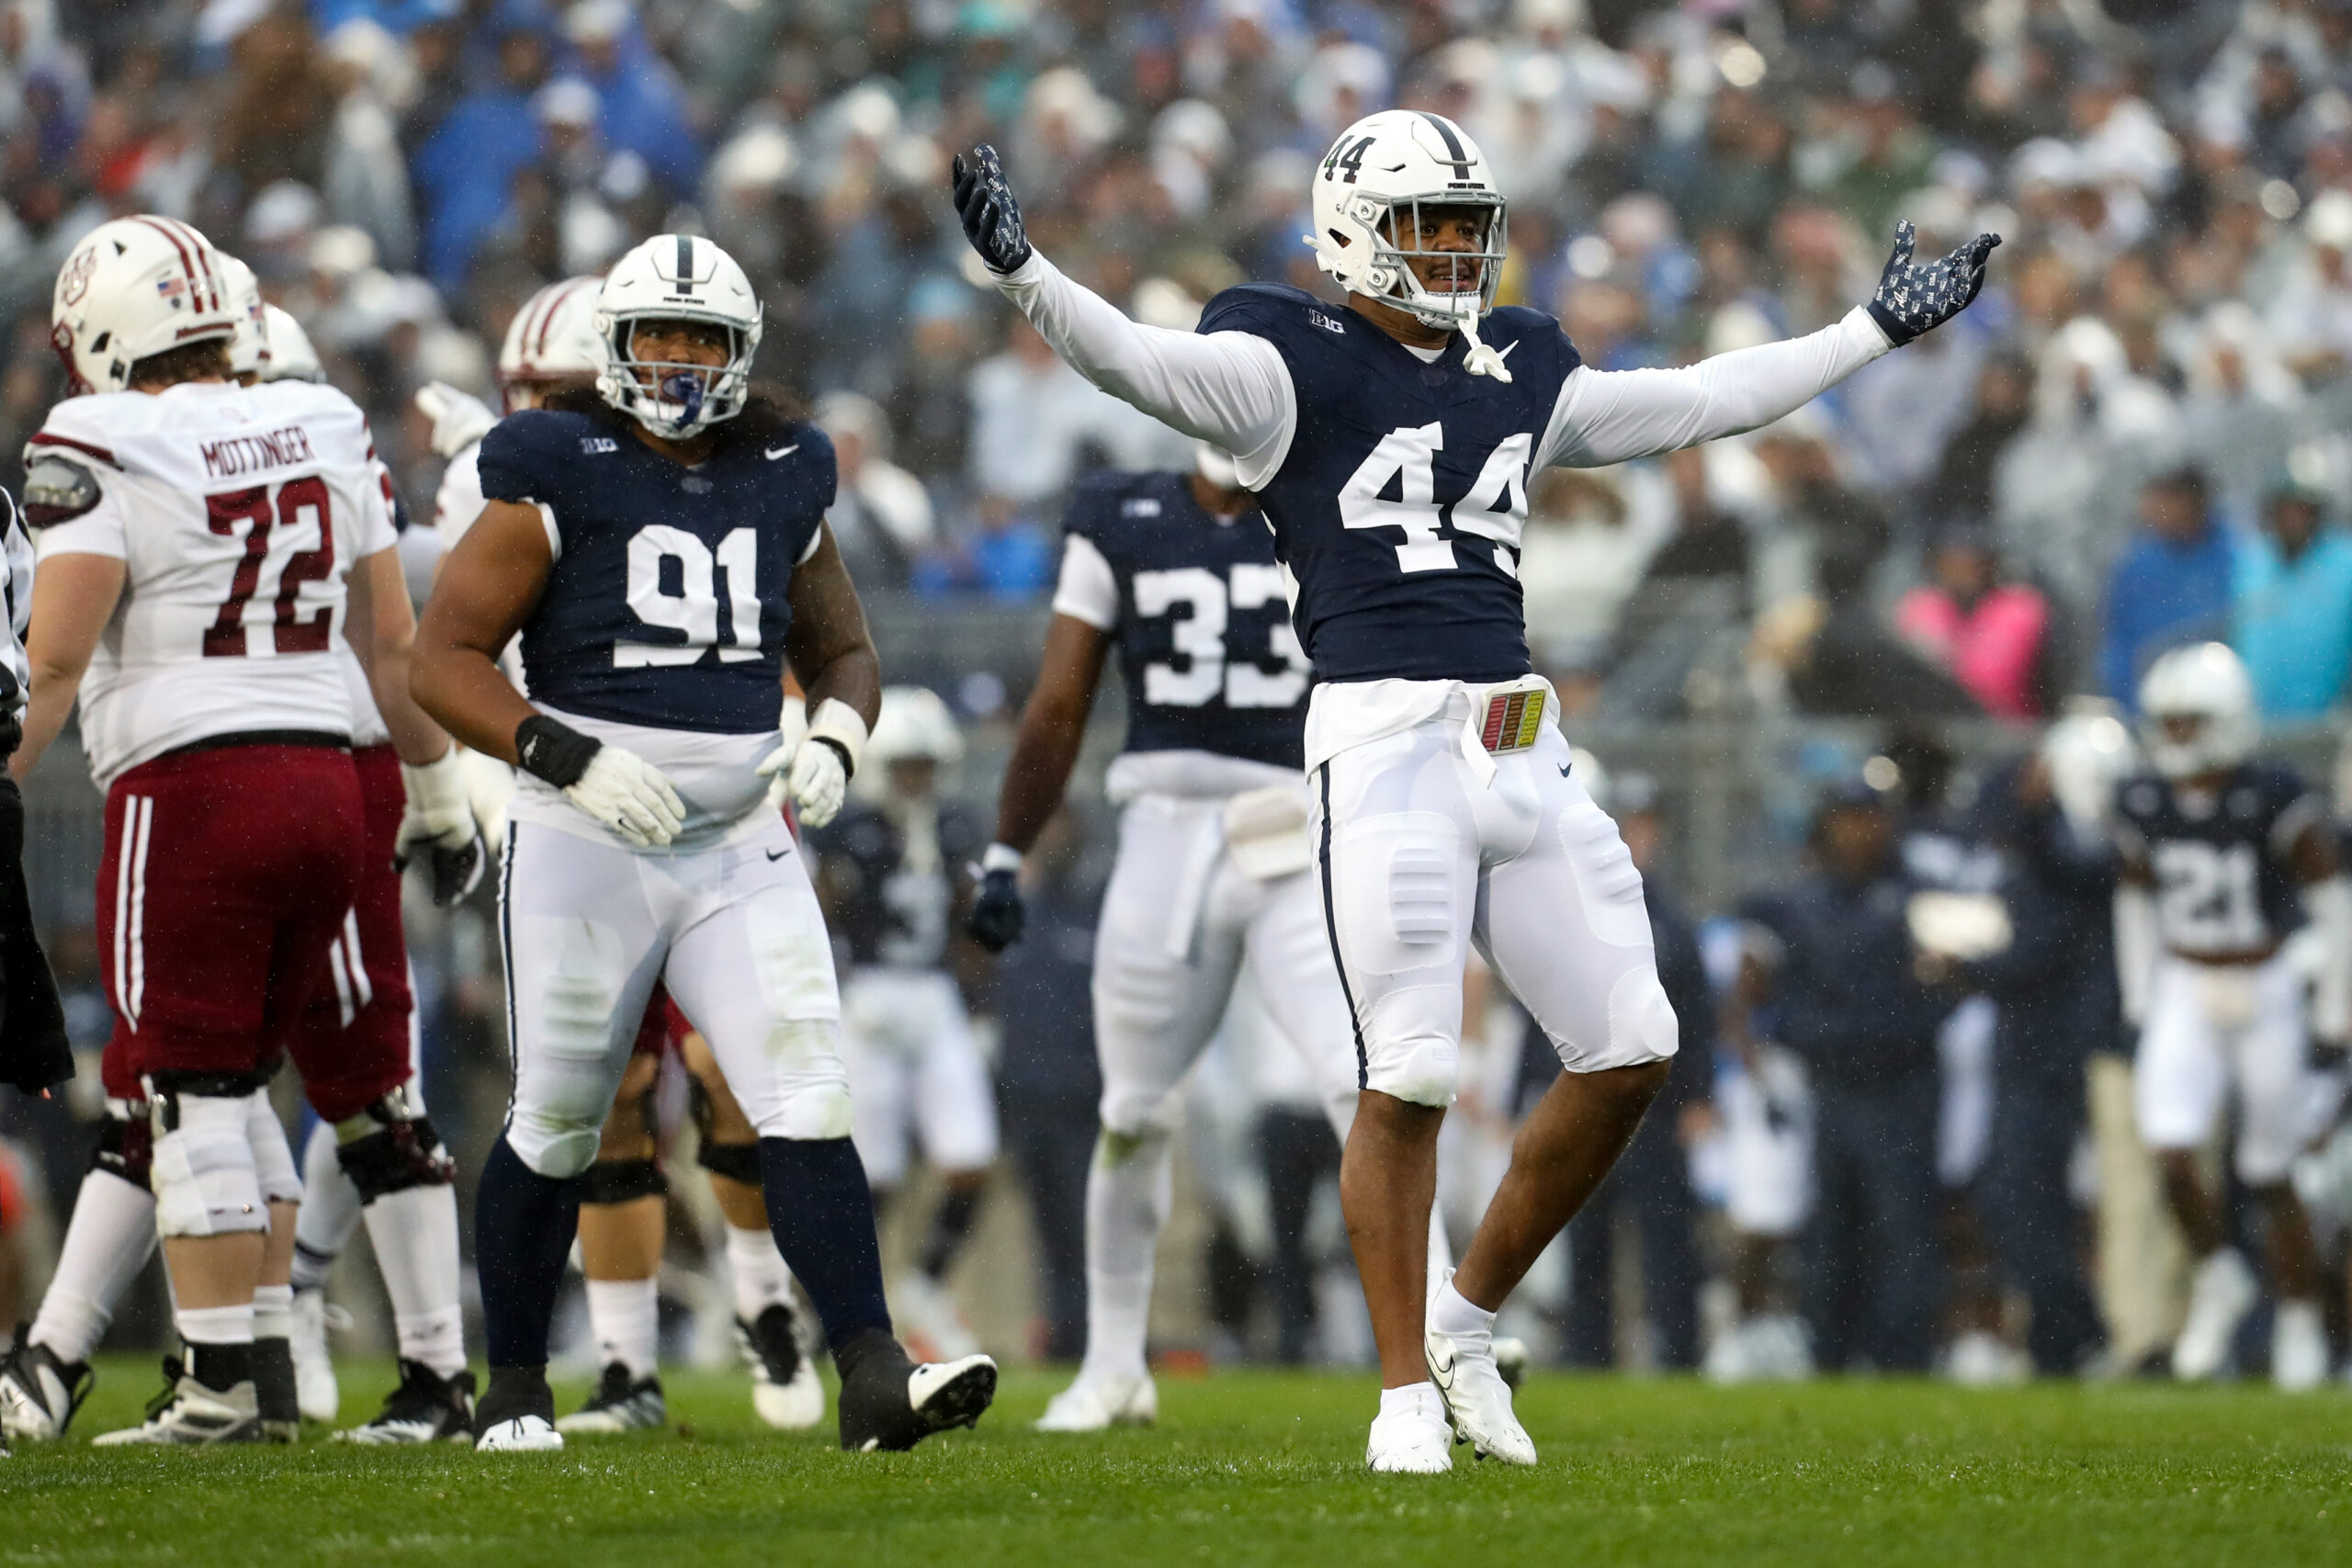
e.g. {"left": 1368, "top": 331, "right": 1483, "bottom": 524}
{"left": 2115, "top": 886, "right": 2159, "bottom": 1028}
{"left": 2302, "top": 876, "right": 2352, "bottom": 1043}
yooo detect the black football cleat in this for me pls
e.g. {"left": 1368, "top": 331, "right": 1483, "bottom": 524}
{"left": 833, "top": 1328, "right": 996, "bottom": 1452}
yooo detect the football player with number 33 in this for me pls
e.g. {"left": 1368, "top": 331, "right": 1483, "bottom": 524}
{"left": 951, "top": 113, "right": 1998, "bottom": 1470}
{"left": 411, "top": 233, "right": 996, "bottom": 1453}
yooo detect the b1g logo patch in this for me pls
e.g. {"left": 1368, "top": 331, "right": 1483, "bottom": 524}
{"left": 59, "top": 246, "right": 97, "bottom": 306}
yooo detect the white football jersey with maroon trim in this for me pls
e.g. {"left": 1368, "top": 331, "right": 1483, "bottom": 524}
{"left": 28, "top": 378, "right": 398, "bottom": 787}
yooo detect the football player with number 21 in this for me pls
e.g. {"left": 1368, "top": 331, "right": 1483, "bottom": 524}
{"left": 952, "top": 113, "right": 1998, "bottom": 1470}
{"left": 410, "top": 233, "right": 995, "bottom": 1452}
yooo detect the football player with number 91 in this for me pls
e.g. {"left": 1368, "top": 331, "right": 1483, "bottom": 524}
{"left": 411, "top": 233, "right": 996, "bottom": 1452}
{"left": 952, "top": 112, "right": 1998, "bottom": 1470}
{"left": 2113, "top": 641, "right": 2349, "bottom": 1392}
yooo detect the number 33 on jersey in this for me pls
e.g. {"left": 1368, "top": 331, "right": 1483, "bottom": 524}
{"left": 474, "top": 406, "right": 834, "bottom": 734}
{"left": 23, "top": 379, "right": 400, "bottom": 788}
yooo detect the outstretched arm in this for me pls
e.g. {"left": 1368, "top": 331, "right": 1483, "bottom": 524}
{"left": 954, "top": 146, "right": 1298, "bottom": 485}
{"left": 1541, "top": 222, "right": 1999, "bottom": 469}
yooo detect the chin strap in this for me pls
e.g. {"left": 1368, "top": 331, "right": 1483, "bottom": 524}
{"left": 1457, "top": 310, "right": 1513, "bottom": 383}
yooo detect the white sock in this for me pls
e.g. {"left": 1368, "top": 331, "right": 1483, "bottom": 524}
{"left": 1079, "top": 1126, "right": 1172, "bottom": 1384}
{"left": 290, "top": 1122, "right": 364, "bottom": 1292}
{"left": 175, "top": 1301, "right": 255, "bottom": 1348}
{"left": 253, "top": 1283, "right": 293, "bottom": 1342}
{"left": 585, "top": 1277, "right": 661, "bottom": 1380}
{"left": 1379, "top": 1382, "right": 1443, "bottom": 1421}
{"left": 28, "top": 1168, "right": 158, "bottom": 1363}
{"left": 1430, "top": 1279, "right": 1497, "bottom": 1341}
{"left": 725, "top": 1224, "right": 795, "bottom": 1320}
{"left": 359, "top": 1184, "right": 468, "bottom": 1378}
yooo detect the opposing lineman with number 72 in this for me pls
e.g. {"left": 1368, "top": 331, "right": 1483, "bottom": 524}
{"left": 950, "top": 108, "right": 2000, "bottom": 1470}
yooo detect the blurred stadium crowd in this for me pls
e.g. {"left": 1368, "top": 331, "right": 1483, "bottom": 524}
{"left": 3, "top": 0, "right": 2352, "bottom": 1381}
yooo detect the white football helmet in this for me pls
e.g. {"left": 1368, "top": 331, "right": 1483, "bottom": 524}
{"left": 1306, "top": 110, "right": 1511, "bottom": 377}
{"left": 260, "top": 305, "right": 323, "bottom": 382}
{"left": 2138, "top": 642, "right": 2258, "bottom": 780}
{"left": 594, "top": 234, "right": 761, "bottom": 437}
{"left": 51, "top": 215, "right": 243, "bottom": 394}
{"left": 2040, "top": 702, "right": 2138, "bottom": 833}
{"left": 220, "top": 254, "right": 269, "bottom": 382}
{"left": 865, "top": 686, "right": 964, "bottom": 771}
{"left": 499, "top": 275, "right": 605, "bottom": 411}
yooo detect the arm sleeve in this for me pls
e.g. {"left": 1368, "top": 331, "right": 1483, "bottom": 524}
{"left": 1537, "top": 307, "right": 1894, "bottom": 469}
{"left": 2302, "top": 875, "right": 2352, "bottom": 1042}
{"left": 993, "top": 253, "right": 1298, "bottom": 488}
{"left": 2114, "top": 885, "right": 2159, "bottom": 1027}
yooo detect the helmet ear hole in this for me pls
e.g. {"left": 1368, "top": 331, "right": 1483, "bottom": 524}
{"left": 1327, "top": 230, "right": 1352, "bottom": 250}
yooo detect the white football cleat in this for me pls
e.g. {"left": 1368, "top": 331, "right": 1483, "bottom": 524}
{"left": 1425, "top": 1297, "right": 1537, "bottom": 1464}
{"left": 476, "top": 1414, "right": 564, "bottom": 1451}
{"left": 1944, "top": 1329, "right": 2029, "bottom": 1387}
{"left": 1365, "top": 1390, "right": 1453, "bottom": 1474}
{"left": 289, "top": 1290, "right": 345, "bottom": 1424}
{"left": 2172, "top": 1248, "right": 2257, "bottom": 1382}
{"left": 738, "top": 1305, "right": 825, "bottom": 1430}
{"left": 0, "top": 1337, "right": 93, "bottom": 1442}
{"left": 1034, "top": 1371, "right": 1157, "bottom": 1432}
{"left": 2272, "top": 1300, "right": 2330, "bottom": 1392}
{"left": 90, "top": 1361, "right": 259, "bottom": 1446}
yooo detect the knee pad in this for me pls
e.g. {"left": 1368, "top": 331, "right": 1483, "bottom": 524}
{"left": 695, "top": 1139, "right": 761, "bottom": 1185}
{"left": 246, "top": 1091, "right": 303, "bottom": 1208}
{"left": 755, "top": 1021, "right": 855, "bottom": 1141}
{"left": 578, "top": 1156, "right": 669, "bottom": 1204}
{"left": 1361, "top": 983, "right": 1463, "bottom": 1107}
{"left": 150, "top": 1091, "right": 267, "bottom": 1238}
{"left": 335, "top": 1109, "right": 457, "bottom": 1203}
{"left": 90, "top": 1111, "right": 153, "bottom": 1189}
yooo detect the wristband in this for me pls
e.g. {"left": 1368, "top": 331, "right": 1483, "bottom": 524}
{"left": 981, "top": 842, "right": 1023, "bottom": 874}
{"left": 804, "top": 697, "right": 869, "bottom": 780}
{"left": 514, "top": 714, "right": 601, "bottom": 789}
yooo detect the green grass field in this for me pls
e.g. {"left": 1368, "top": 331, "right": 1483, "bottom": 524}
{"left": 3, "top": 1359, "right": 2347, "bottom": 1566}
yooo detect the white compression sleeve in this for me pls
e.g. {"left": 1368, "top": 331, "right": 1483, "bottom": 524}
{"left": 1539, "top": 307, "right": 1894, "bottom": 469}
{"left": 2301, "top": 876, "right": 2352, "bottom": 1042}
{"left": 993, "top": 253, "right": 1298, "bottom": 486}
{"left": 2115, "top": 885, "right": 2160, "bottom": 1028}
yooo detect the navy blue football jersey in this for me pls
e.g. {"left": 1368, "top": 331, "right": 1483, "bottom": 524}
{"left": 1193, "top": 285, "right": 1584, "bottom": 684}
{"left": 1064, "top": 469, "right": 1308, "bottom": 770}
{"left": 813, "top": 802, "right": 985, "bottom": 968}
{"left": 476, "top": 409, "right": 834, "bottom": 732}
{"left": 2114, "top": 763, "right": 2320, "bottom": 955}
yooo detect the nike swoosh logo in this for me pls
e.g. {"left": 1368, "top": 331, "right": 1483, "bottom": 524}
{"left": 764, "top": 444, "right": 798, "bottom": 461}
{"left": 1559, "top": 764, "right": 1573, "bottom": 777}
{"left": 1498, "top": 342, "right": 1519, "bottom": 360}
{"left": 765, "top": 848, "right": 788, "bottom": 862}
{"left": 1427, "top": 1339, "right": 1456, "bottom": 1391}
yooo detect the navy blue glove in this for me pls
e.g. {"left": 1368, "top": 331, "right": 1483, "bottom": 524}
{"left": 1866, "top": 220, "right": 2000, "bottom": 347}
{"left": 967, "top": 867, "right": 1025, "bottom": 953}
{"left": 951, "top": 145, "right": 1033, "bottom": 275}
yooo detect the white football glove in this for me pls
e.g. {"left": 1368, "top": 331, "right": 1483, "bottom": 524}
{"left": 568, "top": 745, "right": 687, "bottom": 849}
{"left": 414, "top": 381, "right": 497, "bottom": 459}
{"left": 759, "top": 739, "right": 847, "bottom": 829}
{"left": 758, "top": 697, "right": 868, "bottom": 830}
{"left": 458, "top": 746, "right": 518, "bottom": 850}
{"left": 397, "top": 750, "right": 486, "bottom": 903}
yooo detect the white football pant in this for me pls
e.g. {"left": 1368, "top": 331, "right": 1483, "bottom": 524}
{"left": 498, "top": 818, "right": 847, "bottom": 1179}
{"left": 842, "top": 966, "right": 1000, "bottom": 1187}
{"left": 2135, "top": 952, "right": 2338, "bottom": 1185}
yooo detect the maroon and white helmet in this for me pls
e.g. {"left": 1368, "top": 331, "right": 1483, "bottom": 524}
{"left": 51, "top": 216, "right": 243, "bottom": 394}
{"left": 220, "top": 254, "right": 269, "bottom": 381}
{"left": 498, "top": 276, "right": 605, "bottom": 411}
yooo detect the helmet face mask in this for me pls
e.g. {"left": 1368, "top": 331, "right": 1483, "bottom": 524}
{"left": 2138, "top": 642, "right": 2258, "bottom": 780}
{"left": 1307, "top": 111, "right": 1509, "bottom": 337}
{"left": 594, "top": 235, "right": 762, "bottom": 439}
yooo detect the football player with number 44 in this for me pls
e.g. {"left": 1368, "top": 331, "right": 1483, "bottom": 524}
{"left": 411, "top": 233, "right": 996, "bottom": 1453}
{"left": 951, "top": 113, "right": 1998, "bottom": 1470}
